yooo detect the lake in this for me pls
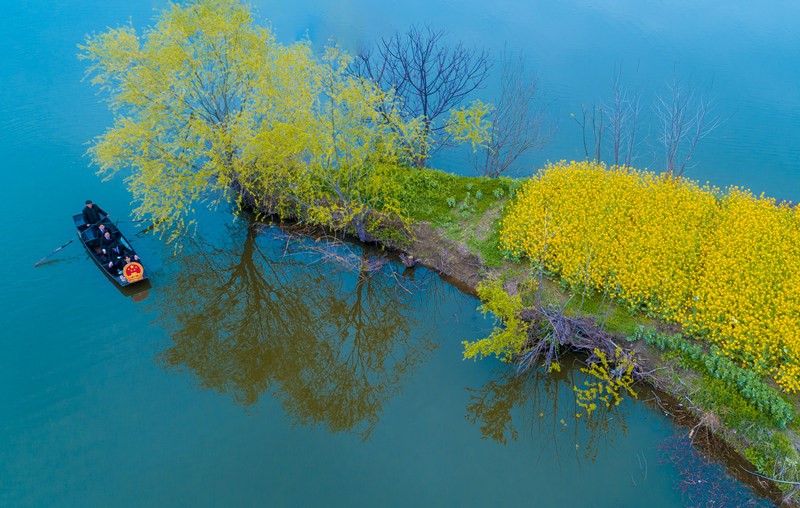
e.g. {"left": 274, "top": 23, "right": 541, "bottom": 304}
{"left": 1, "top": 0, "right": 793, "bottom": 505}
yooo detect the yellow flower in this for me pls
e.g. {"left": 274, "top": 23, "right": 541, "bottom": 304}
{"left": 501, "top": 161, "right": 800, "bottom": 392}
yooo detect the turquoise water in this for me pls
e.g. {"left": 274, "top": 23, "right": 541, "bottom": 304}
{"left": 1, "top": 1, "right": 792, "bottom": 506}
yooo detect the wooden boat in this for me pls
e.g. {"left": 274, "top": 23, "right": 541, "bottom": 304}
{"left": 72, "top": 214, "right": 148, "bottom": 287}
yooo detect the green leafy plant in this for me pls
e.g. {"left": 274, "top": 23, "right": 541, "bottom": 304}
{"left": 636, "top": 329, "right": 794, "bottom": 428}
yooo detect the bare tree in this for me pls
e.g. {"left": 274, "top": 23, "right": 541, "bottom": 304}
{"left": 574, "top": 103, "right": 606, "bottom": 163}
{"left": 654, "top": 76, "right": 720, "bottom": 178}
{"left": 352, "top": 25, "right": 491, "bottom": 166}
{"left": 574, "top": 68, "right": 641, "bottom": 166}
{"left": 474, "top": 49, "right": 548, "bottom": 177}
{"left": 605, "top": 67, "right": 641, "bottom": 167}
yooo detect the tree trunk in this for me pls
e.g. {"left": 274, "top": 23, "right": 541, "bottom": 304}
{"left": 352, "top": 216, "right": 377, "bottom": 243}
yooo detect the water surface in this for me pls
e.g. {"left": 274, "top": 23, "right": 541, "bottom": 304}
{"left": 1, "top": 0, "right": 793, "bottom": 506}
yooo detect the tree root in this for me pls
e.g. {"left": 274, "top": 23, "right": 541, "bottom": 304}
{"left": 515, "top": 306, "right": 653, "bottom": 383}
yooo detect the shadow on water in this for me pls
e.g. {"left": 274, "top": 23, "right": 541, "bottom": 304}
{"left": 466, "top": 357, "right": 779, "bottom": 506}
{"left": 119, "top": 279, "right": 151, "bottom": 302}
{"left": 149, "top": 220, "right": 442, "bottom": 440}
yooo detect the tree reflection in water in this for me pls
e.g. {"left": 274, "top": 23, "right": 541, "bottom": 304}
{"left": 466, "top": 356, "right": 630, "bottom": 462}
{"left": 153, "top": 221, "right": 440, "bottom": 440}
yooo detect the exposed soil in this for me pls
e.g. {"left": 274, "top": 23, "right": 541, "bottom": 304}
{"left": 404, "top": 222, "right": 485, "bottom": 291}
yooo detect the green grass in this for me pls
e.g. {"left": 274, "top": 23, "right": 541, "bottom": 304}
{"left": 562, "top": 291, "right": 643, "bottom": 336}
{"left": 695, "top": 376, "right": 771, "bottom": 428}
{"left": 743, "top": 432, "right": 799, "bottom": 494}
{"left": 467, "top": 218, "right": 504, "bottom": 267}
{"left": 389, "top": 166, "right": 517, "bottom": 225}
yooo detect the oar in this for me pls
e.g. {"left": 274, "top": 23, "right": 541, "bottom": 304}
{"left": 33, "top": 239, "right": 74, "bottom": 267}
{"left": 33, "top": 216, "right": 107, "bottom": 267}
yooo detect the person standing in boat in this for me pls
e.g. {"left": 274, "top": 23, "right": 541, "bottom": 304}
{"left": 82, "top": 199, "right": 108, "bottom": 230}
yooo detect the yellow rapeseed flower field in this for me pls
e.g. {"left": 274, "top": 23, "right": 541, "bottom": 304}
{"left": 501, "top": 161, "right": 800, "bottom": 392}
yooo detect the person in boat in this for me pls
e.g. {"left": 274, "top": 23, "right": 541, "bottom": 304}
{"left": 115, "top": 254, "right": 143, "bottom": 282}
{"left": 100, "top": 230, "right": 118, "bottom": 251}
{"left": 100, "top": 231, "right": 123, "bottom": 266}
{"left": 109, "top": 252, "right": 141, "bottom": 274}
{"left": 123, "top": 253, "right": 140, "bottom": 268}
{"left": 100, "top": 231, "right": 139, "bottom": 272}
{"left": 82, "top": 199, "right": 108, "bottom": 230}
{"left": 96, "top": 222, "right": 119, "bottom": 239}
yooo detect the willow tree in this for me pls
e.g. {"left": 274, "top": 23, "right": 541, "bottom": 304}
{"left": 81, "top": 0, "right": 420, "bottom": 242}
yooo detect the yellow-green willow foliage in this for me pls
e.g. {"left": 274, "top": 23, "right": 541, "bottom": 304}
{"left": 501, "top": 161, "right": 800, "bottom": 392}
{"left": 80, "top": 0, "right": 422, "bottom": 242}
{"left": 463, "top": 278, "right": 531, "bottom": 361}
{"left": 574, "top": 348, "right": 638, "bottom": 415}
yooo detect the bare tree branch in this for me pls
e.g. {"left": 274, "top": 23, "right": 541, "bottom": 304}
{"left": 474, "top": 49, "right": 549, "bottom": 177}
{"left": 654, "top": 75, "right": 720, "bottom": 178}
{"left": 352, "top": 25, "right": 491, "bottom": 166}
{"left": 573, "top": 103, "right": 605, "bottom": 162}
{"left": 604, "top": 66, "right": 641, "bottom": 167}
